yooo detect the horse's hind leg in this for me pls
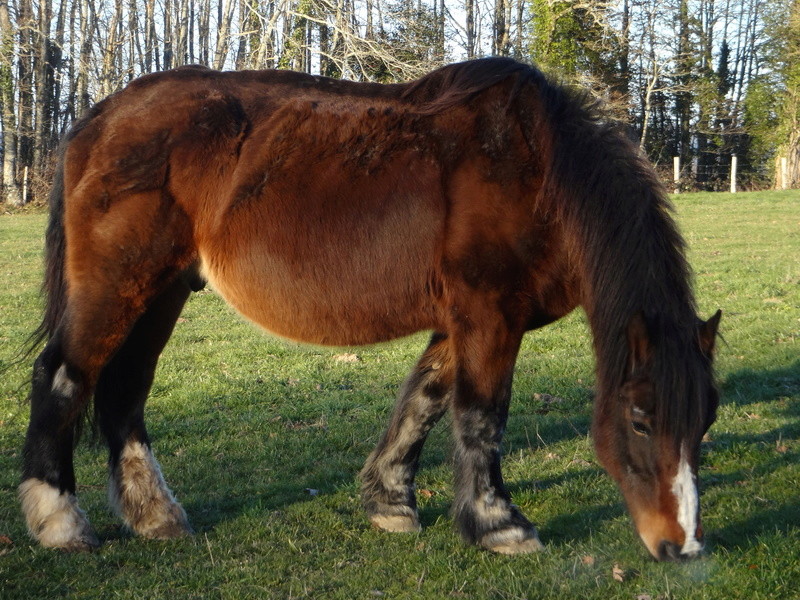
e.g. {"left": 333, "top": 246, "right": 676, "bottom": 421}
{"left": 20, "top": 181, "right": 195, "bottom": 549}
{"left": 360, "top": 333, "right": 453, "bottom": 533}
{"left": 96, "top": 273, "right": 196, "bottom": 539}
{"left": 20, "top": 337, "right": 100, "bottom": 550}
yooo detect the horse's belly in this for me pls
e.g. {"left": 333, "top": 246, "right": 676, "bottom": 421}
{"left": 199, "top": 193, "right": 444, "bottom": 346}
{"left": 203, "top": 250, "right": 438, "bottom": 346}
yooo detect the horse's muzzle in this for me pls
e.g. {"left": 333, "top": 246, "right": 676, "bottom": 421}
{"left": 657, "top": 540, "right": 703, "bottom": 562}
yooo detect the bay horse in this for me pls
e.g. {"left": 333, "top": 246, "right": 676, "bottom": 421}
{"left": 21, "top": 57, "right": 720, "bottom": 560}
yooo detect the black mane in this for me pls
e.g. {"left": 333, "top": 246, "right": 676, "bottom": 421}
{"left": 530, "top": 70, "right": 710, "bottom": 444}
{"left": 405, "top": 57, "right": 711, "bottom": 444}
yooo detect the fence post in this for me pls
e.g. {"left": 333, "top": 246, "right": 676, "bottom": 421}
{"left": 673, "top": 156, "right": 680, "bottom": 193}
{"left": 781, "top": 156, "right": 788, "bottom": 190}
{"left": 22, "top": 166, "right": 28, "bottom": 204}
{"left": 730, "top": 155, "right": 737, "bottom": 194}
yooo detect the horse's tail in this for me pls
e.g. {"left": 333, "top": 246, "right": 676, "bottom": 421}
{"left": 27, "top": 149, "right": 68, "bottom": 352}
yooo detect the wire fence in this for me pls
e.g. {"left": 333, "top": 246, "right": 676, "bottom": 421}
{"left": 670, "top": 155, "right": 792, "bottom": 193}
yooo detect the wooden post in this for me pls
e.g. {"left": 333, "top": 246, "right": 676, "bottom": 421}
{"left": 730, "top": 155, "right": 737, "bottom": 194}
{"left": 781, "top": 156, "right": 788, "bottom": 190}
{"left": 22, "top": 166, "right": 28, "bottom": 204}
{"left": 673, "top": 156, "right": 680, "bottom": 193}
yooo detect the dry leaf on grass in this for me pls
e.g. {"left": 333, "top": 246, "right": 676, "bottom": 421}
{"left": 581, "top": 555, "right": 595, "bottom": 566}
{"left": 612, "top": 563, "right": 625, "bottom": 582}
{"left": 333, "top": 353, "right": 360, "bottom": 363}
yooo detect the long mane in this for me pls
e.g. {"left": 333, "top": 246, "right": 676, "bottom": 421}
{"left": 402, "top": 58, "right": 709, "bottom": 444}
{"left": 528, "top": 68, "right": 709, "bottom": 444}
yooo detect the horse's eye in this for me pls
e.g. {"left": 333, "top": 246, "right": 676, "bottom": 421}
{"left": 631, "top": 420, "right": 651, "bottom": 437}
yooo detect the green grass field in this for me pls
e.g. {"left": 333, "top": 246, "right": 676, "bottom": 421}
{"left": 1, "top": 191, "right": 798, "bottom": 599}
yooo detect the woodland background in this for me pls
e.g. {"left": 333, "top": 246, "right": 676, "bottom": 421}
{"left": 0, "top": 0, "right": 798, "bottom": 205}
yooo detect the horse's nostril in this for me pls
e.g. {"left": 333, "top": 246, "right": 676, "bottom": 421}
{"left": 657, "top": 540, "right": 682, "bottom": 562}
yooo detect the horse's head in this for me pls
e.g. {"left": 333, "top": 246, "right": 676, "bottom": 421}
{"left": 593, "top": 310, "right": 721, "bottom": 561}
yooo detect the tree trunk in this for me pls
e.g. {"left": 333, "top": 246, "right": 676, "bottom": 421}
{"left": 51, "top": 0, "right": 66, "bottom": 140}
{"left": 0, "top": 0, "right": 22, "bottom": 205}
{"left": 176, "top": 0, "right": 189, "bottom": 66}
{"left": 466, "top": 0, "right": 475, "bottom": 58}
{"left": 675, "top": 0, "right": 692, "bottom": 163}
{"left": 236, "top": 0, "right": 248, "bottom": 69}
{"left": 199, "top": 0, "right": 210, "bottom": 66}
{"left": 163, "top": 0, "right": 173, "bottom": 69}
{"left": 75, "top": 0, "right": 94, "bottom": 115}
{"left": 17, "top": 0, "right": 35, "bottom": 173}
{"left": 493, "top": 0, "right": 509, "bottom": 56}
{"left": 214, "top": 0, "right": 235, "bottom": 70}
{"left": 33, "top": 0, "right": 54, "bottom": 172}
{"left": 100, "top": 0, "right": 123, "bottom": 97}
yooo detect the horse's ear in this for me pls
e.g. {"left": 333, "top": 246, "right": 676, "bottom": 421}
{"left": 627, "top": 312, "right": 652, "bottom": 374}
{"left": 698, "top": 309, "right": 722, "bottom": 356}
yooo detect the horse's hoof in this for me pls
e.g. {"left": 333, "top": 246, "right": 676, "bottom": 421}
{"left": 481, "top": 528, "right": 545, "bottom": 555}
{"left": 61, "top": 532, "right": 101, "bottom": 552}
{"left": 19, "top": 478, "right": 100, "bottom": 551}
{"left": 140, "top": 519, "right": 194, "bottom": 540}
{"left": 132, "top": 501, "right": 193, "bottom": 540}
{"left": 369, "top": 513, "right": 422, "bottom": 533}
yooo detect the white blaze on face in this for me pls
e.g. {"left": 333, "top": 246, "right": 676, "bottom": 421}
{"left": 671, "top": 445, "right": 703, "bottom": 555}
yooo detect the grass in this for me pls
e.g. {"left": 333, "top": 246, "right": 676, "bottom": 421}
{"left": 1, "top": 190, "right": 798, "bottom": 599}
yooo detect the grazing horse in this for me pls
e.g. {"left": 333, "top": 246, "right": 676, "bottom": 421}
{"left": 20, "top": 57, "right": 720, "bottom": 560}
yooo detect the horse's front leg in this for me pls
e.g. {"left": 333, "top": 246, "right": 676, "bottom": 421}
{"left": 360, "top": 333, "right": 453, "bottom": 533}
{"left": 450, "top": 319, "right": 544, "bottom": 554}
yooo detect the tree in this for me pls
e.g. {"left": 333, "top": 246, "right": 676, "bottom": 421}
{"left": 761, "top": 0, "right": 800, "bottom": 187}
{"left": 0, "top": 0, "right": 21, "bottom": 204}
{"left": 0, "top": 0, "right": 784, "bottom": 205}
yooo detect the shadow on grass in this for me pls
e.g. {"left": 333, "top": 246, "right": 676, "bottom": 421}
{"left": 541, "top": 501, "right": 625, "bottom": 545}
{"left": 700, "top": 361, "right": 800, "bottom": 553}
{"left": 709, "top": 500, "right": 800, "bottom": 552}
{"left": 100, "top": 359, "right": 800, "bottom": 545}
{"left": 720, "top": 360, "right": 800, "bottom": 407}
{"left": 150, "top": 371, "right": 597, "bottom": 539}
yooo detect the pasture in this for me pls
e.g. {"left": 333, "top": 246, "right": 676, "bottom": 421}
{"left": 1, "top": 190, "right": 798, "bottom": 599}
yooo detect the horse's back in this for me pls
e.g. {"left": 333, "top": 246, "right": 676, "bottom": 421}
{"left": 61, "top": 68, "right": 451, "bottom": 346}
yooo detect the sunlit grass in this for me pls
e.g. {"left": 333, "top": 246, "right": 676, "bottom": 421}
{"left": 1, "top": 190, "right": 797, "bottom": 599}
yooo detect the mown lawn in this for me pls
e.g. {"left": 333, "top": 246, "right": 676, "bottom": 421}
{"left": 0, "top": 190, "right": 798, "bottom": 599}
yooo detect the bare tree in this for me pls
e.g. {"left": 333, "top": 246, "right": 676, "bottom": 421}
{"left": 0, "top": 0, "right": 21, "bottom": 204}
{"left": 0, "top": 0, "right": 782, "bottom": 205}
{"left": 214, "top": 0, "right": 236, "bottom": 69}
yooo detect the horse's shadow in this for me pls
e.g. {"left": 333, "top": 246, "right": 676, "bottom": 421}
{"left": 151, "top": 372, "right": 596, "bottom": 538}
{"left": 702, "top": 360, "right": 800, "bottom": 552}
{"left": 719, "top": 360, "right": 800, "bottom": 407}
{"left": 140, "top": 361, "right": 798, "bottom": 551}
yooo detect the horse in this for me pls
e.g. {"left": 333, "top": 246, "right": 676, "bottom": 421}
{"left": 20, "top": 57, "right": 721, "bottom": 561}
